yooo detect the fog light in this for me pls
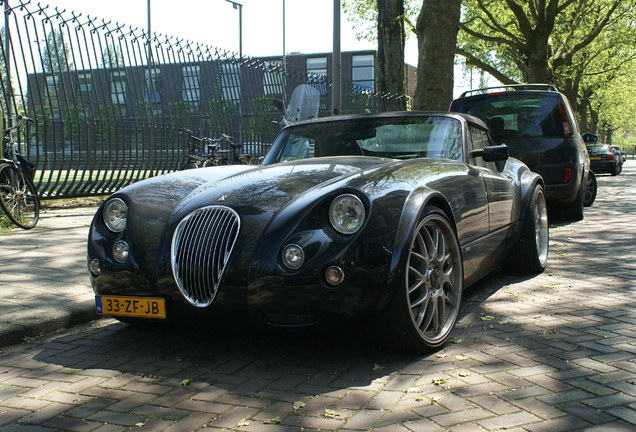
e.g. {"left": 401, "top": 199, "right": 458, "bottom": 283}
{"left": 282, "top": 244, "right": 304, "bottom": 269}
{"left": 89, "top": 258, "right": 102, "bottom": 275}
{"left": 112, "top": 240, "right": 129, "bottom": 263}
{"left": 325, "top": 266, "right": 345, "bottom": 286}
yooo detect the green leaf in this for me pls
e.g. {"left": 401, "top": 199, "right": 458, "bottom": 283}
{"left": 293, "top": 401, "right": 306, "bottom": 411}
{"left": 323, "top": 409, "right": 340, "bottom": 419}
{"left": 263, "top": 417, "right": 281, "bottom": 424}
{"left": 180, "top": 378, "right": 191, "bottom": 387}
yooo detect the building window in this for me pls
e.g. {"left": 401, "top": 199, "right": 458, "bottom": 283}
{"left": 263, "top": 61, "right": 284, "bottom": 98}
{"left": 352, "top": 54, "right": 374, "bottom": 92}
{"left": 221, "top": 62, "right": 241, "bottom": 104}
{"left": 306, "top": 57, "right": 327, "bottom": 79}
{"left": 182, "top": 65, "right": 200, "bottom": 108}
{"left": 306, "top": 57, "right": 327, "bottom": 96}
{"left": 144, "top": 68, "right": 162, "bottom": 115}
{"left": 110, "top": 71, "right": 126, "bottom": 105}
{"left": 44, "top": 74, "right": 60, "bottom": 119}
{"left": 77, "top": 72, "right": 92, "bottom": 101}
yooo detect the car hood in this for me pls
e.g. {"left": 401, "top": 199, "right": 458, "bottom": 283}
{"left": 172, "top": 156, "right": 391, "bottom": 218}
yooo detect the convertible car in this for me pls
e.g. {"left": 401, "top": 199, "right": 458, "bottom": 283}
{"left": 87, "top": 112, "right": 548, "bottom": 352}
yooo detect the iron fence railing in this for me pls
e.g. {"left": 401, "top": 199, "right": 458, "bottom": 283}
{"left": 0, "top": 0, "right": 406, "bottom": 198}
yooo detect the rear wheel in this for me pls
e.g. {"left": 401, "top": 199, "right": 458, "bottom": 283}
{"left": 504, "top": 185, "right": 548, "bottom": 273}
{"left": 0, "top": 163, "right": 40, "bottom": 229}
{"left": 384, "top": 207, "right": 463, "bottom": 353}
{"left": 181, "top": 162, "right": 198, "bottom": 170}
{"left": 583, "top": 171, "right": 597, "bottom": 207}
{"left": 561, "top": 181, "right": 584, "bottom": 222}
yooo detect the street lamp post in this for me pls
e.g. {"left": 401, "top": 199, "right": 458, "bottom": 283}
{"left": 225, "top": 0, "right": 243, "bottom": 146}
{"left": 225, "top": 0, "right": 243, "bottom": 60}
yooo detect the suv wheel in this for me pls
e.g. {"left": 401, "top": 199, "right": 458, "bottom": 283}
{"left": 561, "top": 183, "right": 584, "bottom": 222}
{"left": 583, "top": 171, "right": 597, "bottom": 207}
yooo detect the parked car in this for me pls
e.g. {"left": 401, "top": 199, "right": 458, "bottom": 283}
{"left": 610, "top": 145, "right": 627, "bottom": 164}
{"left": 450, "top": 84, "right": 597, "bottom": 219}
{"left": 587, "top": 144, "right": 623, "bottom": 175}
{"left": 87, "top": 112, "right": 548, "bottom": 353}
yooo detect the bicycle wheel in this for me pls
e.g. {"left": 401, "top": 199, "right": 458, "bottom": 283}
{"left": 0, "top": 163, "right": 40, "bottom": 229}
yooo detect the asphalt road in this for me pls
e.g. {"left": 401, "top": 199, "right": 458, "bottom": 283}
{"left": 0, "top": 165, "right": 634, "bottom": 431}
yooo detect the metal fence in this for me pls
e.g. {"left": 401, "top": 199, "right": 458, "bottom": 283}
{"left": 0, "top": 0, "right": 404, "bottom": 198}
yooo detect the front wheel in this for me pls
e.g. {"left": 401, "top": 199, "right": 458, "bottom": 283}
{"left": 384, "top": 207, "right": 463, "bottom": 353}
{"left": 0, "top": 163, "right": 40, "bottom": 229}
{"left": 504, "top": 184, "right": 548, "bottom": 273}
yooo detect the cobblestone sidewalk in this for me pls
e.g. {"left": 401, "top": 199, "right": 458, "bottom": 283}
{"left": 0, "top": 166, "right": 634, "bottom": 431}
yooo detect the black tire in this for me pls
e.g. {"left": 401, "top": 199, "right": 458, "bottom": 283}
{"left": 611, "top": 163, "right": 618, "bottom": 176}
{"left": 0, "top": 163, "right": 40, "bottom": 229}
{"left": 583, "top": 171, "right": 597, "bottom": 207}
{"left": 561, "top": 181, "right": 584, "bottom": 222}
{"left": 202, "top": 158, "right": 219, "bottom": 167}
{"left": 504, "top": 185, "right": 549, "bottom": 273}
{"left": 383, "top": 207, "right": 463, "bottom": 353}
{"left": 616, "top": 163, "right": 622, "bottom": 175}
{"left": 181, "top": 162, "right": 198, "bottom": 170}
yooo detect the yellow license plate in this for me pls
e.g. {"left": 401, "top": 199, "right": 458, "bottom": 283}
{"left": 589, "top": 156, "right": 601, "bottom": 160}
{"left": 96, "top": 295, "right": 166, "bottom": 319}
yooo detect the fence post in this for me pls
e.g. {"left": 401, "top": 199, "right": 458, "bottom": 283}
{"left": 4, "top": 0, "right": 12, "bottom": 126}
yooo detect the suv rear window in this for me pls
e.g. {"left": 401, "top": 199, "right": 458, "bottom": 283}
{"left": 451, "top": 93, "right": 564, "bottom": 139}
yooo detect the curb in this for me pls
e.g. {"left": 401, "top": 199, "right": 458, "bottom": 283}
{"left": 0, "top": 300, "right": 98, "bottom": 347}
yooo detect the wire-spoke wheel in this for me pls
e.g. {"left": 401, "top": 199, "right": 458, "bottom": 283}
{"left": 383, "top": 207, "right": 463, "bottom": 352}
{"left": 0, "top": 163, "right": 40, "bottom": 229}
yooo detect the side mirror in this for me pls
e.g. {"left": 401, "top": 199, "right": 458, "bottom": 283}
{"left": 583, "top": 133, "right": 598, "bottom": 143}
{"left": 470, "top": 144, "right": 509, "bottom": 162}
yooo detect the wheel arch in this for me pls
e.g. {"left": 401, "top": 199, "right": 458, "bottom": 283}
{"left": 518, "top": 167, "right": 545, "bottom": 218}
{"left": 388, "top": 187, "right": 458, "bottom": 285}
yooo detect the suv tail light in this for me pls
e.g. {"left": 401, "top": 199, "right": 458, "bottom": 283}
{"left": 563, "top": 167, "right": 572, "bottom": 183}
{"left": 559, "top": 101, "right": 574, "bottom": 137}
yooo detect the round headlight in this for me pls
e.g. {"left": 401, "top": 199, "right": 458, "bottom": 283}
{"left": 112, "top": 240, "right": 129, "bottom": 263}
{"left": 103, "top": 198, "right": 128, "bottom": 232}
{"left": 329, "top": 194, "right": 366, "bottom": 234}
{"left": 282, "top": 244, "right": 305, "bottom": 269}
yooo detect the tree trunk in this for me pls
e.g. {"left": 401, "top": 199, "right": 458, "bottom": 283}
{"left": 377, "top": 0, "right": 406, "bottom": 111}
{"left": 413, "top": 0, "right": 461, "bottom": 110}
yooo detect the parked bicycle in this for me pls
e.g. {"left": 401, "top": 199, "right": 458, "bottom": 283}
{"left": 0, "top": 115, "right": 40, "bottom": 229}
{"left": 180, "top": 129, "right": 251, "bottom": 169}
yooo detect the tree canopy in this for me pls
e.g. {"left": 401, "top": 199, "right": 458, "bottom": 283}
{"left": 344, "top": 0, "right": 636, "bottom": 142}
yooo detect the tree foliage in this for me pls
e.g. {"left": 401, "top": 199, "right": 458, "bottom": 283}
{"left": 458, "top": 0, "right": 636, "bottom": 138}
{"left": 42, "top": 29, "right": 73, "bottom": 73}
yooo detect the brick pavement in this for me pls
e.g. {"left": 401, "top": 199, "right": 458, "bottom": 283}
{"left": 0, "top": 166, "right": 634, "bottom": 431}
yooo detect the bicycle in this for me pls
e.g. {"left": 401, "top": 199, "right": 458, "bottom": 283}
{"left": 180, "top": 129, "right": 250, "bottom": 169}
{"left": 0, "top": 115, "right": 40, "bottom": 229}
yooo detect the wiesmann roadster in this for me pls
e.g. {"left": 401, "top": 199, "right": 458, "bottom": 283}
{"left": 87, "top": 112, "right": 548, "bottom": 352}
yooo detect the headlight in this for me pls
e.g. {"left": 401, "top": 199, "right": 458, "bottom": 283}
{"left": 282, "top": 244, "right": 305, "bottom": 269}
{"left": 103, "top": 198, "right": 128, "bottom": 232}
{"left": 329, "top": 194, "right": 366, "bottom": 234}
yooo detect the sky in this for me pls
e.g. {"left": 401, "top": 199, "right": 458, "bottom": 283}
{"left": 48, "top": 0, "right": 420, "bottom": 63}
{"left": 29, "top": 0, "right": 477, "bottom": 94}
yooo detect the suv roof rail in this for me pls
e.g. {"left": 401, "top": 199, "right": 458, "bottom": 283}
{"left": 459, "top": 83, "right": 559, "bottom": 98}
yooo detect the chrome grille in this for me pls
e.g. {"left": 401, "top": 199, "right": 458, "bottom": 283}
{"left": 171, "top": 206, "right": 240, "bottom": 307}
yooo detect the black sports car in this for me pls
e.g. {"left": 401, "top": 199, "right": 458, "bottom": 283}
{"left": 87, "top": 112, "right": 548, "bottom": 352}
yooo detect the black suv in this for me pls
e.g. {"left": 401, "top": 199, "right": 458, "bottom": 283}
{"left": 450, "top": 84, "right": 597, "bottom": 221}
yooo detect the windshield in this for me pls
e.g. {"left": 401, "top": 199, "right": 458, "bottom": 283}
{"left": 263, "top": 115, "right": 463, "bottom": 164}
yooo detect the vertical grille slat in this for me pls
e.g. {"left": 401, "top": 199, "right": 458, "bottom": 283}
{"left": 171, "top": 206, "right": 241, "bottom": 307}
